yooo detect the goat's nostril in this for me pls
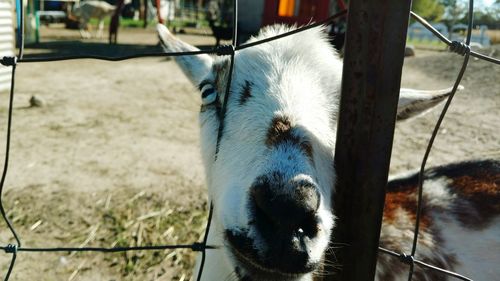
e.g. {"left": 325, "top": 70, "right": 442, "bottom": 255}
{"left": 299, "top": 214, "right": 319, "bottom": 237}
{"left": 251, "top": 183, "right": 277, "bottom": 223}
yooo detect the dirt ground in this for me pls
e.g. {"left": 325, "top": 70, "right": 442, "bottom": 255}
{"left": 0, "top": 25, "right": 498, "bottom": 281}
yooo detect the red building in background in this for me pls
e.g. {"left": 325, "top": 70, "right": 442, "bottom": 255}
{"left": 262, "top": 0, "right": 330, "bottom": 26}
{"left": 214, "top": 0, "right": 346, "bottom": 45}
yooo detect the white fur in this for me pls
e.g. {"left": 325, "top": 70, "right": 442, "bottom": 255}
{"left": 437, "top": 217, "right": 500, "bottom": 280}
{"left": 156, "top": 24, "right": 492, "bottom": 281}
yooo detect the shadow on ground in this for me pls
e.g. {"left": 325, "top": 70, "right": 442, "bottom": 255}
{"left": 23, "top": 41, "right": 215, "bottom": 59}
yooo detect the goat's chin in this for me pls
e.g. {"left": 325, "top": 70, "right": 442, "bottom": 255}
{"left": 229, "top": 252, "right": 316, "bottom": 281}
{"left": 220, "top": 225, "right": 328, "bottom": 281}
{"left": 225, "top": 232, "right": 318, "bottom": 281}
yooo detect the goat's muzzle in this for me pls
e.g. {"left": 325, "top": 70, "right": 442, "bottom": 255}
{"left": 226, "top": 174, "right": 322, "bottom": 275}
{"left": 250, "top": 174, "right": 320, "bottom": 238}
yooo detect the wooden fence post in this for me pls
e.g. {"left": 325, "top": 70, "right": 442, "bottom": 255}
{"left": 321, "top": 0, "right": 412, "bottom": 280}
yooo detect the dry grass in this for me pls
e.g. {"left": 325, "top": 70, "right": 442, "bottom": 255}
{"left": 1, "top": 186, "right": 207, "bottom": 280}
{"left": 486, "top": 30, "right": 500, "bottom": 44}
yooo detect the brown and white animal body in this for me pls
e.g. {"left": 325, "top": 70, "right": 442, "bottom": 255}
{"left": 379, "top": 160, "right": 499, "bottom": 281}
{"left": 72, "top": 0, "right": 116, "bottom": 39}
{"left": 156, "top": 24, "right": 500, "bottom": 281}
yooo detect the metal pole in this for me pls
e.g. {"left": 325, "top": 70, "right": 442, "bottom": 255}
{"left": 143, "top": 0, "right": 149, "bottom": 28}
{"left": 321, "top": 0, "right": 412, "bottom": 280}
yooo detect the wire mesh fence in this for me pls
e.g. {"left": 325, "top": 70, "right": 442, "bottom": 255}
{"left": 0, "top": 0, "right": 499, "bottom": 280}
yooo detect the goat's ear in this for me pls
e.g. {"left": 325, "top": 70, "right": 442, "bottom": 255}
{"left": 157, "top": 24, "right": 213, "bottom": 85}
{"left": 396, "top": 86, "right": 464, "bottom": 121}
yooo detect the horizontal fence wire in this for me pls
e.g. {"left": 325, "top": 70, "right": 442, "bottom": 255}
{"left": 378, "top": 248, "right": 473, "bottom": 281}
{"left": 0, "top": 244, "right": 218, "bottom": 253}
{"left": 7, "top": 10, "right": 348, "bottom": 64}
{"left": 410, "top": 11, "right": 499, "bottom": 65}
{"left": 0, "top": 0, "right": 498, "bottom": 280}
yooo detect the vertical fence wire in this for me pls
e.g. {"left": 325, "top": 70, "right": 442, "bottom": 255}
{"left": 0, "top": 62, "right": 20, "bottom": 281}
{"left": 198, "top": 0, "right": 238, "bottom": 279}
{"left": 411, "top": 2, "right": 474, "bottom": 260}
{"left": 405, "top": 1, "right": 474, "bottom": 281}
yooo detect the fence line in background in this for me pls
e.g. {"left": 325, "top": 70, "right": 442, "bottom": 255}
{"left": 0, "top": 0, "right": 498, "bottom": 280}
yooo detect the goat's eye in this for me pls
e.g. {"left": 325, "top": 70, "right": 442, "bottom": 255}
{"left": 201, "top": 84, "right": 217, "bottom": 105}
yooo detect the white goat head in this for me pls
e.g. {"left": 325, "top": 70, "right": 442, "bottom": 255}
{"left": 157, "top": 24, "right": 457, "bottom": 281}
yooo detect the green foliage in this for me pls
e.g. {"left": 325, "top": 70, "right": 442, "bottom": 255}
{"left": 471, "top": 10, "right": 499, "bottom": 26}
{"left": 437, "top": 0, "right": 499, "bottom": 29}
{"left": 412, "top": 0, "right": 445, "bottom": 22}
{"left": 439, "top": 0, "right": 467, "bottom": 28}
{"left": 407, "top": 38, "right": 447, "bottom": 50}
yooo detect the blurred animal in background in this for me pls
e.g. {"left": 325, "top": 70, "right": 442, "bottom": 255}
{"left": 72, "top": 0, "right": 116, "bottom": 39}
{"left": 206, "top": 0, "right": 233, "bottom": 46}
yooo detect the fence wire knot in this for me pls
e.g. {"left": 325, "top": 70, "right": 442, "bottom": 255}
{"left": 399, "top": 253, "right": 414, "bottom": 265}
{"left": 449, "top": 41, "right": 470, "bottom": 56}
{"left": 1, "top": 56, "right": 17, "bottom": 67}
{"left": 4, "top": 244, "right": 18, "bottom": 254}
{"left": 191, "top": 242, "right": 205, "bottom": 252}
{"left": 215, "top": 45, "right": 235, "bottom": 56}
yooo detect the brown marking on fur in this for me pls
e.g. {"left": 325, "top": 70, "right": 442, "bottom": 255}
{"left": 451, "top": 172, "right": 500, "bottom": 229}
{"left": 213, "top": 62, "right": 225, "bottom": 79}
{"left": 239, "top": 80, "right": 253, "bottom": 105}
{"left": 265, "top": 116, "right": 314, "bottom": 161}
{"left": 266, "top": 116, "right": 294, "bottom": 147}
{"left": 300, "top": 141, "right": 314, "bottom": 161}
{"left": 383, "top": 187, "right": 431, "bottom": 229}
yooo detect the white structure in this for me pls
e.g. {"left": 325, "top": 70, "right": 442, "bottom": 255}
{"left": 408, "top": 22, "right": 448, "bottom": 42}
{"left": 449, "top": 24, "right": 491, "bottom": 48}
{"left": 408, "top": 21, "right": 491, "bottom": 47}
{"left": 0, "top": 0, "right": 13, "bottom": 92}
{"left": 157, "top": 24, "right": 499, "bottom": 281}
